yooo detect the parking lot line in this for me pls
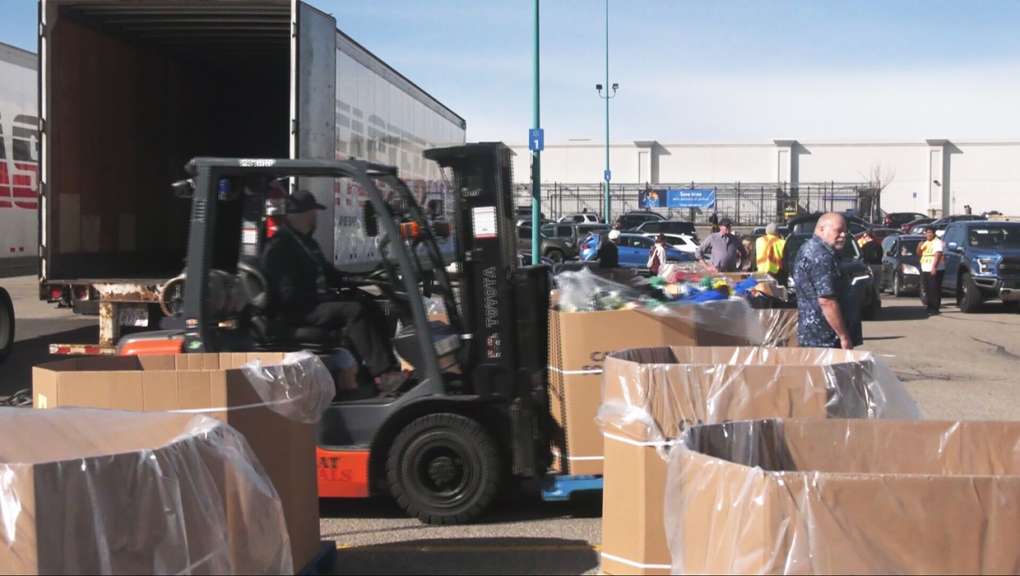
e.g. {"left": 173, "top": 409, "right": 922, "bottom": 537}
{"left": 336, "top": 543, "right": 601, "bottom": 553}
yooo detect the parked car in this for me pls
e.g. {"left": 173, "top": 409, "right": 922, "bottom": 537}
{"left": 557, "top": 212, "right": 601, "bottom": 224}
{"left": 580, "top": 233, "right": 693, "bottom": 269}
{"left": 630, "top": 220, "right": 700, "bottom": 243}
{"left": 642, "top": 232, "right": 698, "bottom": 255}
{"left": 927, "top": 214, "right": 988, "bottom": 237}
{"left": 782, "top": 232, "right": 882, "bottom": 320}
{"left": 541, "top": 222, "right": 610, "bottom": 249}
{"left": 517, "top": 225, "right": 577, "bottom": 263}
{"left": 939, "top": 221, "right": 1020, "bottom": 312}
{"left": 784, "top": 213, "right": 874, "bottom": 237}
{"left": 902, "top": 217, "right": 935, "bottom": 233}
{"left": 515, "top": 206, "right": 548, "bottom": 227}
{"left": 879, "top": 234, "right": 925, "bottom": 297}
{"left": 855, "top": 227, "right": 902, "bottom": 243}
{"left": 750, "top": 226, "right": 767, "bottom": 237}
{"left": 883, "top": 212, "right": 928, "bottom": 229}
{"left": 613, "top": 210, "right": 666, "bottom": 231}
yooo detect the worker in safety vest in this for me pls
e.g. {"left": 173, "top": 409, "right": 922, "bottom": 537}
{"left": 916, "top": 225, "right": 945, "bottom": 315}
{"left": 755, "top": 223, "right": 787, "bottom": 283}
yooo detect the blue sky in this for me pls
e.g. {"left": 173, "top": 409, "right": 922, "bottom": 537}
{"left": 2, "top": 0, "right": 1019, "bottom": 143}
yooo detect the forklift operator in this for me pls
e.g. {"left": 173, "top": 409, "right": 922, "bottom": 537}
{"left": 262, "top": 190, "right": 403, "bottom": 389}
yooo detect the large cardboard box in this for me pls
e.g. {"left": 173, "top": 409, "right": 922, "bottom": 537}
{"left": 32, "top": 353, "right": 321, "bottom": 573}
{"left": 547, "top": 301, "right": 792, "bottom": 476}
{"left": 598, "top": 346, "right": 919, "bottom": 575}
{"left": 668, "top": 419, "right": 1020, "bottom": 575}
{"left": 0, "top": 407, "right": 291, "bottom": 574}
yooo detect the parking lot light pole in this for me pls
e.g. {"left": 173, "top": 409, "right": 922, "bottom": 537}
{"left": 596, "top": 0, "right": 616, "bottom": 225}
{"left": 531, "top": 0, "right": 541, "bottom": 265}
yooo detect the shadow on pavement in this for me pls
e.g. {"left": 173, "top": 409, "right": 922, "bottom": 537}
{"left": 870, "top": 305, "right": 929, "bottom": 322}
{"left": 332, "top": 536, "right": 599, "bottom": 575}
{"left": 319, "top": 485, "right": 602, "bottom": 524}
{"left": 0, "top": 324, "right": 97, "bottom": 397}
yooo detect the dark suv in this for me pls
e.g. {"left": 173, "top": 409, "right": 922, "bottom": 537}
{"left": 540, "top": 222, "right": 610, "bottom": 248}
{"left": 630, "top": 220, "right": 700, "bottom": 243}
{"left": 783, "top": 233, "right": 882, "bottom": 320}
{"left": 939, "top": 221, "right": 1020, "bottom": 312}
{"left": 517, "top": 225, "right": 578, "bottom": 263}
{"left": 613, "top": 210, "right": 666, "bottom": 231}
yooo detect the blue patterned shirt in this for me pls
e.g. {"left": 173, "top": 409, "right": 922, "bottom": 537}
{"left": 793, "top": 235, "right": 863, "bottom": 348}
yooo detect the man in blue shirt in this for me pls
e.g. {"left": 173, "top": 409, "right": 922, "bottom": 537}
{"left": 792, "top": 213, "right": 863, "bottom": 349}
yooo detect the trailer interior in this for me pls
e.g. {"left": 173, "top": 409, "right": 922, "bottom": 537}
{"left": 42, "top": 0, "right": 293, "bottom": 281}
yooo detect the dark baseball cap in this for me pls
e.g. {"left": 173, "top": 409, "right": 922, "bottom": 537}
{"left": 286, "top": 189, "right": 326, "bottom": 214}
{"left": 719, "top": 217, "right": 733, "bottom": 227}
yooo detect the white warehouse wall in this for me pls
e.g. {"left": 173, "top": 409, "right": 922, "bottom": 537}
{"left": 509, "top": 139, "right": 1020, "bottom": 217}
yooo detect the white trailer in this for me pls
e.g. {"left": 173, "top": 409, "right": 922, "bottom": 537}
{"left": 38, "top": 0, "right": 466, "bottom": 354}
{"left": 0, "top": 42, "right": 39, "bottom": 361}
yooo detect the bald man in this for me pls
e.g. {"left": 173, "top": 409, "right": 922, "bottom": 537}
{"left": 792, "top": 213, "right": 863, "bottom": 350}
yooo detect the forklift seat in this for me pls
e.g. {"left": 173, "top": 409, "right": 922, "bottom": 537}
{"left": 235, "top": 260, "right": 338, "bottom": 353}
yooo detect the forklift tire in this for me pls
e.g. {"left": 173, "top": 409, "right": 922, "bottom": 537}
{"left": 0, "top": 288, "right": 13, "bottom": 364}
{"left": 387, "top": 413, "right": 501, "bottom": 526}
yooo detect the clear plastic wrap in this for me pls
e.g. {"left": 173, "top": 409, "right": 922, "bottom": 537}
{"left": 0, "top": 407, "right": 291, "bottom": 575}
{"left": 598, "top": 346, "right": 920, "bottom": 457}
{"left": 752, "top": 308, "right": 799, "bottom": 347}
{"left": 666, "top": 419, "right": 1020, "bottom": 575}
{"left": 595, "top": 346, "right": 922, "bottom": 576}
{"left": 239, "top": 351, "right": 336, "bottom": 424}
{"left": 553, "top": 267, "right": 770, "bottom": 344}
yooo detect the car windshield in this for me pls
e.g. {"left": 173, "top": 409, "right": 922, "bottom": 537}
{"left": 899, "top": 239, "right": 921, "bottom": 255}
{"left": 968, "top": 227, "right": 1020, "bottom": 248}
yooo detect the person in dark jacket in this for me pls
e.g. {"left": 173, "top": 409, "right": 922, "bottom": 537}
{"left": 262, "top": 190, "right": 402, "bottom": 389}
{"left": 597, "top": 230, "right": 620, "bottom": 268}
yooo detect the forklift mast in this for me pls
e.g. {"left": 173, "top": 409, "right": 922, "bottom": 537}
{"left": 424, "top": 143, "right": 551, "bottom": 475}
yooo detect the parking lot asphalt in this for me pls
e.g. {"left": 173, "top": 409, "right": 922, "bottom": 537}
{"left": 4, "top": 274, "right": 1020, "bottom": 574}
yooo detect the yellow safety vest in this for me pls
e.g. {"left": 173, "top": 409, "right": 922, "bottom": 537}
{"left": 920, "top": 240, "right": 943, "bottom": 271}
{"left": 755, "top": 234, "right": 785, "bottom": 274}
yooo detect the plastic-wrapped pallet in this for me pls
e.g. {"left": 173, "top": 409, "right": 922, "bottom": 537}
{"left": 595, "top": 346, "right": 920, "bottom": 575}
{"left": 0, "top": 407, "right": 292, "bottom": 575}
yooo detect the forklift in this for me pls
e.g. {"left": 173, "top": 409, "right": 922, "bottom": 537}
{"left": 116, "top": 142, "right": 595, "bottom": 525}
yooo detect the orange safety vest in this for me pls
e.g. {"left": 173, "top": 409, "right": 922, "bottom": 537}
{"left": 755, "top": 234, "right": 785, "bottom": 274}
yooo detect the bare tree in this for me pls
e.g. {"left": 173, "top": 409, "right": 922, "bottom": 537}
{"left": 858, "top": 163, "right": 897, "bottom": 222}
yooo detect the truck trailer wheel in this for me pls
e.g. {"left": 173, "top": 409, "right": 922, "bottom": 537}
{"left": 387, "top": 413, "right": 501, "bottom": 526}
{"left": 0, "top": 288, "right": 14, "bottom": 364}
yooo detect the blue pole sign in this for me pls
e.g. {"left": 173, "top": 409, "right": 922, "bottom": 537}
{"left": 604, "top": 169, "right": 611, "bottom": 181}
{"left": 529, "top": 128, "right": 544, "bottom": 152}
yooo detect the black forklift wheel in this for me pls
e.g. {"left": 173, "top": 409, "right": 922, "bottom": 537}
{"left": 386, "top": 413, "right": 501, "bottom": 525}
{"left": 0, "top": 288, "right": 14, "bottom": 364}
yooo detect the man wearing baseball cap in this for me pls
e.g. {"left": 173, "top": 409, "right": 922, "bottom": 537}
{"left": 694, "top": 217, "right": 747, "bottom": 273}
{"left": 262, "top": 190, "right": 404, "bottom": 392}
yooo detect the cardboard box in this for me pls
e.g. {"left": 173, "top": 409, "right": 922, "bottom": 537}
{"left": 547, "top": 300, "right": 765, "bottom": 476}
{"left": 33, "top": 353, "right": 321, "bottom": 573}
{"left": 599, "top": 346, "right": 919, "bottom": 575}
{"left": 668, "top": 419, "right": 1020, "bottom": 575}
{"left": 0, "top": 407, "right": 290, "bottom": 574}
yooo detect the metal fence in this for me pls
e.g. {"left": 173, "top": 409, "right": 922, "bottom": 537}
{"left": 514, "top": 181, "right": 879, "bottom": 226}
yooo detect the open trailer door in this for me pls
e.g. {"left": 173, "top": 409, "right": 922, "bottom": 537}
{"left": 290, "top": 1, "right": 337, "bottom": 263}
